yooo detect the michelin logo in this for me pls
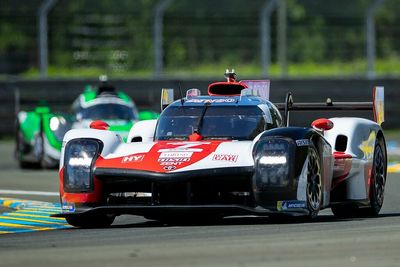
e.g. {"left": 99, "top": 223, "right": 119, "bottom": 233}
{"left": 296, "top": 139, "right": 309, "bottom": 147}
{"left": 62, "top": 203, "right": 75, "bottom": 212}
{"left": 277, "top": 200, "right": 306, "bottom": 211}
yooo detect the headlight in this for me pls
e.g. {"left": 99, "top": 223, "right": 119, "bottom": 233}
{"left": 63, "top": 139, "right": 102, "bottom": 193}
{"left": 51, "top": 116, "right": 72, "bottom": 141}
{"left": 50, "top": 116, "right": 60, "bottom": 131}
{"left": 254, "top": 138, "right": 294, "bottom": 187}
{"left": 259, "top": 155, "right": 287, "bottom": 165}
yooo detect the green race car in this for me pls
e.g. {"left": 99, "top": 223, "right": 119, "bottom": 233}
{"left": 15, "top": 79, "right": 158, "bottom": 169}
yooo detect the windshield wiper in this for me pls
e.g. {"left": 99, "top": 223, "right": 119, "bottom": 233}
{"left": 203, "top": 136, "right": 236, "bottom": 140}
{"left": 162, "top": 135, "right": 189, "bottom": 141}
{"left": 194, "top": 102, "right": 211, "bottom": 135}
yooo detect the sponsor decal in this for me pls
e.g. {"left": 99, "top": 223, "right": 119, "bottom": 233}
{"left": 158, "top": 151, "right": 193, "bottom": 166}
{"left": 277, "top": 200, "right": 307, "bottom": 211}
{"left": 359, "top": 131, "right": 376, "bottom": 160}
{"left": 212, "top": 154, "right": 238, "bottom": 162}
{"left": 296, "top": 139, "right": 310, "bottom": 146}
{"left": 158, "top": 142, "right": 209, "bottom": 153}
{"left": 159, "top": 152, "right": 193, "bottom": 158}
{"left": 158, "top": 157, "right": 190, "bottom": 166}
{"left": 62, "top": 202, "right": 75, "bottom": 212}
{"left": 122, "top": 154, "right": 145, "bottom": 163}
{"left": 186, "top": 99, "right": 235, "bottom": 103}
{"left": 163, "top": 165, "right": 176, "bottom": 171}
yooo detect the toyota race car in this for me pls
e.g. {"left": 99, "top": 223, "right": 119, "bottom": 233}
{"left": 54, "top": 70, "right": 387, "bottom": 227}
{"left": 15, "top": 77, "right": 158, "bottom": 169}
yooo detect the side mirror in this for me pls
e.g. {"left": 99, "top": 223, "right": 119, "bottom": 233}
{"left": 90, "top": 120, "right": 109, "bottom": 130}
{"left": 311, "top": 118, "right": 334, "bottom": 131}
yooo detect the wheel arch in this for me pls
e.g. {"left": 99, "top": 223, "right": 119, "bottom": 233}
{"left": 252, "top": 127, "right": 331, "bottom": 213}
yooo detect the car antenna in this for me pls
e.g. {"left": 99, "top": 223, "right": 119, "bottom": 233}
{"left": 178, "top": 81, "right": 184, "bottom": 106}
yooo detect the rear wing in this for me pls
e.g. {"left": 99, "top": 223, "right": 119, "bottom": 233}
{"left": 240, "top": 80, "right": 270, "bottom": 100}
{"left": 275, "top": 87, "right": 384, "bottom": 127}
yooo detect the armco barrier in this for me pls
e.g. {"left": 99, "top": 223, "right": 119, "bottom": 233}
{"left": 0, "top": 78, "right": 399, "bottom": 137}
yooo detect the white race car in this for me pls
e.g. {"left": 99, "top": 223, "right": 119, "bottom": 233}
{"left": 54, "top": 71, "right": 387, "bottom": 228}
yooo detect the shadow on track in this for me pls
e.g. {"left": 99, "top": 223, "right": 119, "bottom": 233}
{"left": 109, "top": 212, "right": 400, "bottom": 228}
{"left": 57, "top": 212, "right": 400, "bottom": 230}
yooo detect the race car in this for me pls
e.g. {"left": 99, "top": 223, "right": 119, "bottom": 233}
{"left": 15, "top": 77, "right": 158, "bottom": 168}
{"left": 53, "top": 70, "right": 387, "bottom": 227}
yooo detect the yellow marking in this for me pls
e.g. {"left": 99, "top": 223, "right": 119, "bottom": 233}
{"left": 388, "top": 164, "right": 400, "bottom": 173}
{"left": 0, "top": 222, "right": 49, "bottom": 229}
{"left": 0, "top": 216, "right": 66, "bottom": 225}
{"left": 21, "top": 207, "right": 61, "bottom": 212}
{"left": 2, "top": 199, "right": 16, "bottom": 208}
{"left": 34, "top": 227, "right": 59, "bottom": 232}
{"left": 14, "top": 210, "right": 56, "bottom": 215}
{"left": 24, "top": 205, "right": 61, "bottom": 209}
{"left": 0, "top": 231, "right": 11, "bottom": 234}
{"left": 7, "top": 213, "right": 65, "bottom": 220}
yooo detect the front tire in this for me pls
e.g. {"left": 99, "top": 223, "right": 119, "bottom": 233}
{"left": 33, "top": 133, "right": 44, "bottom": 164}
{"left": 306, "top": 145, "right": 322, "bottom": 219}
{"left": 16, "top": 124, "right": 39, "bottom": 169}
{"left": 66, "top": 214, "right": 116, "bottom": 228}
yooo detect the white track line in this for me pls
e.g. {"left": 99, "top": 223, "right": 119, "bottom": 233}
{"left": 0, "top": 190, "right": 59, "bottom": 196}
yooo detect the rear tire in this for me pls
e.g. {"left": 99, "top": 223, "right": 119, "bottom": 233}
{"left": 331, "top": 137, "right": 387, "bottom": 218}
{"left": 363, "top": 137, "right": 387, "bottom": 216}
{"left": 66, "top": 214, "right": 115, "bottom": 228}
{"left": 33, "top": 133, "right": 58, "bottom": 169}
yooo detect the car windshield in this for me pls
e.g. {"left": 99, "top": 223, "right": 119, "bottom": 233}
{"left": 78, "top": 104, "right": 137, "bottom": 121}
{"left": 155, "top": 105, "right": 267, "bottom": 141}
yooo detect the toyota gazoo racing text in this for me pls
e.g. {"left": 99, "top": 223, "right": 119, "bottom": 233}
{"left": 54, "top": 70, "right": 387, "bottom": 227}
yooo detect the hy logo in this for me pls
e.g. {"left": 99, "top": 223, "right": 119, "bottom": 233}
{"left": 122, "top": 154, "right": 145, "bottom": 163}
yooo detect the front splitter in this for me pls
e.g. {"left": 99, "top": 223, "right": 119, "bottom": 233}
{"left": 52, "top": 204, "right": 309, "bottom": 218}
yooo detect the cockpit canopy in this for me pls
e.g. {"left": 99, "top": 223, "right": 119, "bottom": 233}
{"left": 76, "top": 103, "right": 138, "bottom": 121}
{"left": 155, "top": 104, "right": 281, "bottom": 141}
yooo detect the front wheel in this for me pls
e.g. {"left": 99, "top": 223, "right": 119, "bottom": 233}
{"left": 16, "top": 124, "right": 39, "bottom": 169}
{"left": 66, "top": 214, "right": 116, "bottom": 228}
{"left": 33, "top": 133, "right": 44, "bottom": 163}
{"left": 305, "top": 145, "right": 322, "bottom": 219}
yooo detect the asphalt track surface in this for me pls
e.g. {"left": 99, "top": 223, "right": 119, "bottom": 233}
{"left": 1, "top": 141, "right": 400, "bottom": 267}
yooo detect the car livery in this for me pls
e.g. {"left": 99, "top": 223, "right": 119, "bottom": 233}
{"left": 15, "top": 80, "right": 158, "bottom": 169}
{"left": 53, "top": 70, "right": 387, "bottom": 227}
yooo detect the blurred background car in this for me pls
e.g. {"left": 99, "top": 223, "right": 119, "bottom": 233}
{"left": 15, "top": 76, "right": 158, "bottom": 168}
